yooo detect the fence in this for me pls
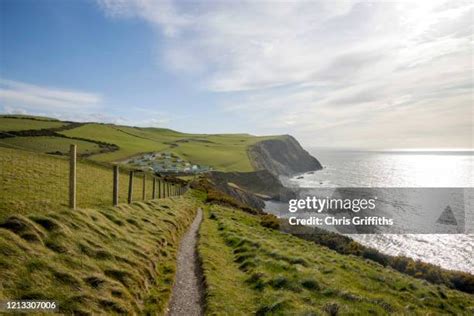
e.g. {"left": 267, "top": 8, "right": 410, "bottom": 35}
{"left": 0, "top": 143, "right": 187, "bottom": 219}
{"left": 67, "top": 144, "right": 187, "bottom": 210}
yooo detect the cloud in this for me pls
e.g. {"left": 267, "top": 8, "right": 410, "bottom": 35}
{"left": 97, "top": 0, "right": 192, "bottom": 36}
{"left": 98, "top": 0, "right": 472, "bottom": 148}
{"left": 0, "top": 78, "right": 181, "bottom": 129}
{"left": 0, "top": 79, "right": 102, "bottom": 113}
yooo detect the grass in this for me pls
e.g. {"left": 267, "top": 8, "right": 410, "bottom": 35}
{"left": 198, "top": 208, "right": 256, "bottom": 315}
{"left": 60, "top": 124, "right": 278, "bottom": 171}
{"left": 0, "top": 136, "right": 102, "bottom": 155}
{"left": 0, "top": 195, "right": 202, "bottom": 314}
{"left": 0, "top": 143, "right": 200, "bottom": 314}
{"left": 0, "top": 147, "right": 170, "bottom": 221}
{"left": 59, "top": 122, "right": 279, "bottom": 171}
{"left": 0, "top": 116, "right": 281, "bottom": 172}
{"left": 0, "top": 117, "right": 66, "bottom": 131}
{"left": 199, "top": 205, "right": 474, "bottom": 315}
{"left": 59, "top": 124, "right": 171, "bottom": 162}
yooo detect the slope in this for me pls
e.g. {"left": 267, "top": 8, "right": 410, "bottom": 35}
{"left": 0, "top": 195, "right": 202, "bottom": 314}
{"left": 199, "top": 205, "right": 474, "bottom": 315}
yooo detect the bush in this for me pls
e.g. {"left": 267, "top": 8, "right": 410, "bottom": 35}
{"left": 322, "top": 302, "right": 340, "bottom": 316}
{"left": 260, "top": 214, "right": 280, "bottom": 230}
{"left": 362, "top": 248, "right": 389, "bottom": 266}
{"left": 449, "top": 271, "right": 474, "bottom": 293}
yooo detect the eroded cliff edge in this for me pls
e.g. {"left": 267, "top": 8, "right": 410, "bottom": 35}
{"left": 248, "top": 135, "right": 322, "bottom": 177}
{"left": 206, "top": 135, "right": 321, "bottom": 210}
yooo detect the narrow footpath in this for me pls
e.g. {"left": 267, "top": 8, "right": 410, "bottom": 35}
{"left": 167, "top": 208, "right": 204, "bottom": 316}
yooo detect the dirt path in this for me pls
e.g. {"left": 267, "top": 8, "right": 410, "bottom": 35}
{"left": 167, "top": 208, "right": 204, "bottom": 316}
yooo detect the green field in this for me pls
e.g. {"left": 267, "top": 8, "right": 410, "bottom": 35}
{"left": 0, "top": 117, "right": 66, "bottom": 131}
{"left": 60, "top": 123, "right": 277, "bottom": 171}
{"left": 0, "top": 116, "right": 279, "bottom": 172}
{"left": 0, "top": 147, "right": 172, "bottom": 221}
{"left": 59, "top": 124, "right": 171, "bottom": 161}
{"left": 0, "top": 136, "right": 101, "bottom": 155}
{"left": 199, "top": 205, "right": 474, "bottom": 315}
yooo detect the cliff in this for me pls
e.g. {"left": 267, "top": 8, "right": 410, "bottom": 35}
{"left": 204, "top": 135, "right": 320, "bottom": 209}
{"left": 248, "top": 135, "right": 322, "bottom": 177}
{"left": 208, "top": 170, "right": 296, "bottom": 209}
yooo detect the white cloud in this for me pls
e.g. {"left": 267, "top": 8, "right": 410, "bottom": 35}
{"left": 99, "top": 0, "right": 473, "bottom": 148}
{"left": 0, "top": 79, "right": 102, "bottom": 112}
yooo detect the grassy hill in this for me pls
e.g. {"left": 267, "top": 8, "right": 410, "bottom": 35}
{"left": 3, "top": 115, "right": 472, "bottom": 314}
{"left": 0, "top": 147, "right": 158, "bottom": 221}
{"left": 199, "top": 205, "right": 474, "bottom": 315}
{"left": 0, "top": 136, "right": 102, "bottom": 156}
{"left": 0, "top": 116, "right": 66, "bottom": 131}
{"left": 0, "top": 138, "right": 202, "bottom": 314}
{"left": 0, "top": 195, "right": 202, "bottom": 314}
{"left": 0, "top": 115, "right": 278, "bottom": 172}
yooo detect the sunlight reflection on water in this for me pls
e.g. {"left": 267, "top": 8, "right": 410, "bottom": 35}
{"left": 277, "top": 150, "right": 474, "bottom": 273}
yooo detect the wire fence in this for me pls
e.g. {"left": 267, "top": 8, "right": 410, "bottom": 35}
{"left": 0, "top": 143, "right": 187, "bottom": 220}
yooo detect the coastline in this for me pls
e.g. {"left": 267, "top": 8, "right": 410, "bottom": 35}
{"left": 262, "top": 150, "right": 474, "bottom": 274}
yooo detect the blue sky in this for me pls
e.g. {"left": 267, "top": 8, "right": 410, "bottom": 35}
{"left": 0, "top": 0, "right": 472, "bottom": 149}
{"left": 0, "top": 0, "right": 234, "bottom": 133}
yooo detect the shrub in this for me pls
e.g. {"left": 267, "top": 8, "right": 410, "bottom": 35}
{"left": 301, "top": 278, "right": 320, "bottom": 291}
{"left": 260, "top": 214, "right": 280, "bottom": 230}
{"left": 449, "top": 271, "right": 474, "bottom": 293}
{"left": 322, "top": 302, "right": 340, "bottom": 316}
{"left": 361, "top": 248, "right": 389, "bottom": 266}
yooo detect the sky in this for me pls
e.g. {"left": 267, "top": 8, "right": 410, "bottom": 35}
{"left": 0, "top": 0, "right": 472, "bottom": 150}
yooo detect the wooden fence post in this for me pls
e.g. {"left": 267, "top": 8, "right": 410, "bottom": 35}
{"left": 69, "top": 144, "right": 77, "bottom": 209}
{"left": 158, "top": 180, "right": 162, "bottom": 199}
{"left": 128, "top": 171, "right": 134, "bottom": 203}
{"left": 113, "top": 165, "right": 119, "bottom": 206}
{"left": 152, "top": 178, "right": 156, "bottom": 199}
{"left": 142, "top": 173, "right": 146, "bottom": 200}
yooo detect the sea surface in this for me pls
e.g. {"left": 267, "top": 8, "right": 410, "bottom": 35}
{"left": 266, "top": 149, "right": 474, "bottom": 273}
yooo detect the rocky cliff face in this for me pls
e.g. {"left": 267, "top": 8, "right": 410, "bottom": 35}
{"left": 248, "top": 135, "right": 322, "bottom": 177}
{"left": 204, "top": 135, "right": 320, "bottom": 210}
{"left": 209, "top": 170, "right": 296, "bottom": 209}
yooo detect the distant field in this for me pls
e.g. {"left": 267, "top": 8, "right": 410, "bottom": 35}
{"left": 199, "top": 205, "right": 474, "bottom": 315}
{"left": 59, "top": 124, "right": 170, "bottom": 161}
{"left": 0, "top": 116, "right": 279, "bottom": 172}
{"left": 170, "top": 134, "right": 277, "bottom": 172}
{"left": 59, "top": 122, "right": 278, "bottom": 171}
{"left": 0, "top": 147, "right": 165, "bottom": 221}
{"left": 0, "top": 117, "right": 66, "bottom": 131}
{"left": 0, "top": 136, "right": 101, "bottom": 155}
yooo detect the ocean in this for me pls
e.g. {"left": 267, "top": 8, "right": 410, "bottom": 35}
{"left": 266, "top": 149, "right": 474, "bottom": 273}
